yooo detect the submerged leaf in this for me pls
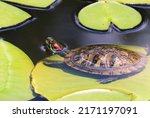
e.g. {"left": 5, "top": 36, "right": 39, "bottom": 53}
{"left": 3, "top": 0, "right": 56, "bottom": 8}
{"left": 0, "top": 39, "right": 34, "bottom": 101}
{"left": 0, "top": 1, "right": 31, "bottom": 29}
{"left": 78, "top": 1, "right": 142, "bottom": 31}
{"left": 31, "top": 45, "right": 150, "bottom": 101}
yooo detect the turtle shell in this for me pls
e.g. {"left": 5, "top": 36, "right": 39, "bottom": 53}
{"left": 64, "top": 45, "right": 148, "bottom": 75}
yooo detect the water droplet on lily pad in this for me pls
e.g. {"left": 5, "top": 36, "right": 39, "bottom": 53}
{"left": 31, "top": 45, "right": 150, "bottom": 101}
{"left": 0, "top": 39, "right": 34, "bottom": 100}
{"left": 77, "top": 1, "right": 142, "bottom": 32}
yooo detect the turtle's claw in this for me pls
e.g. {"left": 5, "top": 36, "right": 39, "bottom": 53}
{"left": 98, "top": 77, "right": 119, "bottom": 84}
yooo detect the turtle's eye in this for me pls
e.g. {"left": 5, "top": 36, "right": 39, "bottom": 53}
{"left": 40, "top": 38, "right": 56, "bottom": 53}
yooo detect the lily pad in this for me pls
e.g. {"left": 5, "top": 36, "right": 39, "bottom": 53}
{"left": 0, "top": 0, "right": 59, "bottom": 31}
{"left": 112, "top": 0, "right": 150, "bottom": 4}
{"left": 77, "top": 1, "right": 142, "bottom": 31}
{"left": 31, "top": 45, "right": 150, "bottom": 101}
{"left": 57, "top": 89, "right": 134, "bottom": 101}
{"left": 3, "top": 0, "right": 57, "bottom": 8}
{"left": 0, "top": 1, "right": 31, "bottom": 30}
{"left": 0, "top": 39, "right": 34, "bottom": 101}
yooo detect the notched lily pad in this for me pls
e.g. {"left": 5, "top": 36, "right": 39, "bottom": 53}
{"left": 0, "top": 1, "right": 31, "bottom": 31}
{"left": 77, "top": 1, "right": 143, "bottom": 33}
{"left": 3, "top": 0, "right": 61, "bottom": 10}
{"left": 0, "top": 0, "right": 61, "bottom": 31}
{"left": 31, "top": 45, "right": 150, "bottom": 101}
{"left": 0, "top": 39, "right": 34, "bottom": 101}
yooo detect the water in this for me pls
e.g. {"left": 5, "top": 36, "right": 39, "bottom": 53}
{"left": 1, "top": 0, "right": 150, "bottom": 100}
{"left": 0, "top": 0, "right": 150, "bottom": 63}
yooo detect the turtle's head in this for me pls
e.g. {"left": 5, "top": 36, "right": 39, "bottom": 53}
{"left": 41, "top": 37, "right": 68, "bottom": 55}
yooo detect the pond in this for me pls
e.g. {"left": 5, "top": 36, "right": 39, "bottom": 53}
{"left": 0, "top": 0, "right": 150, "bottom": 101}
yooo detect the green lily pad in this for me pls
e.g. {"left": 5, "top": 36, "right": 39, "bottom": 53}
{"left": 0, "top": 39, "right": 34, "bottom": 101}
{"left": 57, "top": 89, "right": 134, "bottom": 101}
{"left": 0, "top": 1, "right": 31, "bottom": 29}
{"left": 78, "top": 1, "right": 142, "bottom": 31}
{"left": 112, "top": 0, "right": 150, "bottom": 4}
{"left": 31, "top": 45, "right": 150, "bottom": 101}
{"left": 3, "top": 0, "right": 56, "bottom": 8}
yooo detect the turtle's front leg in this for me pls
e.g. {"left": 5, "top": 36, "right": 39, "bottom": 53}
{"left": 43, "top": 58, "right": 64, "bottom": 68}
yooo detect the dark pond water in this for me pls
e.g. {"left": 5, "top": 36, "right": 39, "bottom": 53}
{"left": 1, "top": 0, "right": 150, "bottom": 63}
{"left": 1, "top": 0, "right": 150, "bottom": 100}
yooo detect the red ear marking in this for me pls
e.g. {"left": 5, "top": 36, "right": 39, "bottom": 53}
{"left": 53, "top": 43, "right": 62, "bottom": 50}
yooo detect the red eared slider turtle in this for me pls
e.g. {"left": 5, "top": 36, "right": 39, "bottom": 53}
{"left": 41, "top": 37, "right": 148, "bottom": 84}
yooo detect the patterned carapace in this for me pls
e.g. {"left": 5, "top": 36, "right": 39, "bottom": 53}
{"left": 64, "top": 45, "right": 147, "bottom": 75}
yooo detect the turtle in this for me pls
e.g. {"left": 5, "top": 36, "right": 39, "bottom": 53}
{"left": 41, "top": 37, "right": 148, "bottom": 84}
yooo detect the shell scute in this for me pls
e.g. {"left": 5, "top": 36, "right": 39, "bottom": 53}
{"left": 64, "top": 45, "right": 147, "bottom": 76}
